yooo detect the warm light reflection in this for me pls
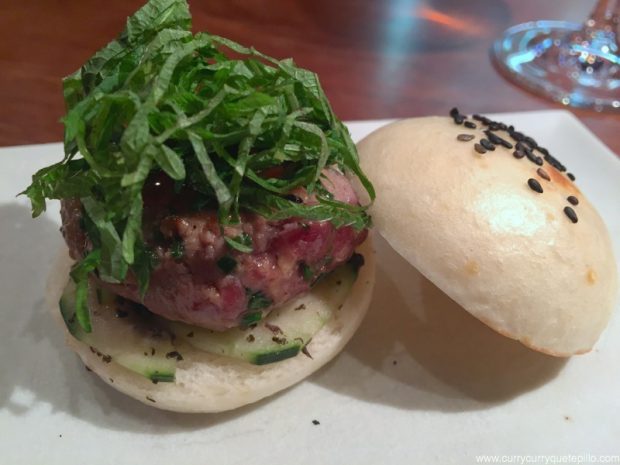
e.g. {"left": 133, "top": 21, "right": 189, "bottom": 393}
{"left": 416, "top": 5, "right": 483, "bottom": 36}
{"left": 474, "top": 191, "right": 547, "bottom": 237}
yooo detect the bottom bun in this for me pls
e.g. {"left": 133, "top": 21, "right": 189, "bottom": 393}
{"left": 46, "top": 236, "right": 375, "bottom": 413}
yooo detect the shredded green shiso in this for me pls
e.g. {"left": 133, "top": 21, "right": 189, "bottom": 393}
{"left": 22, "top": 0, "right": 374, "bottom": 331}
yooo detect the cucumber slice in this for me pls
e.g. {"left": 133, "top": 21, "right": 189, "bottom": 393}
{"left": 169, "top": 262, "right": 358, "bottom": 365}
{"left": 59, "top": 280, "right": 178, "bottom": 383}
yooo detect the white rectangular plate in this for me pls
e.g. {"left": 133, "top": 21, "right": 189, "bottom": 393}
{"left": 1, "top": 110, "right": 619, "bottom": 464}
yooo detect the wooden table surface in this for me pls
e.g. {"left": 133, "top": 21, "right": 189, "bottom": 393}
{"left": 1, "top": 0, "right": 618, "bottom": 154}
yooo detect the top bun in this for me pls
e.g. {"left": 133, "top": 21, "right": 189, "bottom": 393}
{"left": 356, "top": 116, "right": 618, "bottom": 356}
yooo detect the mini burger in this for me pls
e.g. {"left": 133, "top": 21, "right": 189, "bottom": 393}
{"left": 24, "top": 0, "right": 375, "bottom": 412}
{"left": 24, "top": 0, "right": 618, "bottom": 415}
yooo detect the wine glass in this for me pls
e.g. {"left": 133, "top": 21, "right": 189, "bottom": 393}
{"left": 491, "top": 0, "right": 620, "bottom": 112}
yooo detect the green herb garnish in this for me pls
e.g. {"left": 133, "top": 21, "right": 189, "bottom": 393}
{"left": 217, "top": 255, "right": 237, "bottom": 274}
{"left": 301, "top": 263, "right": 314, "bottom": 282}
{"left": 170, "top": 239, "right": 184, "bottom": 260}
{"left": 149, "top": 371, "right": 175, "bottom": 383}
{"left": 224, "top": 232, "right": 253, "bottom": 253}
{"left": 21, "top": 0, "right": 374, "bottom": 332}
{"left": 241, "top": 311, "right": 263, "bottom": 327}
{"left": 247, "top": 290, "right": 272, "bottom": 311}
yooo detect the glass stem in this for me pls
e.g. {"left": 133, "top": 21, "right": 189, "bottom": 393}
{"left": 588, "top": 0, "right": 620, "bottom": 30}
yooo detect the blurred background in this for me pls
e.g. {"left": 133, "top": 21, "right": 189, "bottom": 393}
{"left": 1, "top": 0, "right": 616, "bottom": 151}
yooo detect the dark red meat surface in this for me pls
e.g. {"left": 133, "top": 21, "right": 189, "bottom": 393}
{"left": 60, "top": 168, "right": 367, "bottom": 330}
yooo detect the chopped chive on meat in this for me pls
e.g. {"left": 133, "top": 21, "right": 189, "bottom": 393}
{"left": 300, "top": 262, "right": 314, "bottom": 282}
{"left": 217, "top": 255, "right": 237, "bottom": 274}
{"left": 170, "top": 240, "right": 184, "bottom": 260}
{"left": 241, "top": 311, "right": 263, "bottom": 327}
{"left": 247, "top": 290, "right": 272, "bottom": 311}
